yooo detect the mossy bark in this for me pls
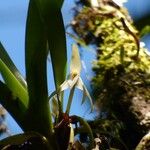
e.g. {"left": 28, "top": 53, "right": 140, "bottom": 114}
{"left": 72, "top": 0, "right": 150, "bottom": 149}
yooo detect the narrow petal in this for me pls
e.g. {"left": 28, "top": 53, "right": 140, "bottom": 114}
{"left": 83, "top": 85, "right": 94, "bottom": 112}
{"left": 76, "top": 77, "right": 84, "bottom": 90}
{"left": 49, "top": 75, "right": 80, "bottom": 102}
{"left": 60, "top": 80, "right": 72, "bottom": 91}
{"left": 59, "top": 75, "right": 79, "bottom": 91}
{"left": 76, "top": 77, "right": 94, "bottom": 111}
{"left": 70, "top": 44, "right": 81, "bottom": 76}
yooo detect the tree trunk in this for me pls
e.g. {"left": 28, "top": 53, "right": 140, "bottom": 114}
{"left": 72, "top": 0, "right": 150, "bottom": 149}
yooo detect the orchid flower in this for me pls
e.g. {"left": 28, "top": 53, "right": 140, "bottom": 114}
{"left": 50, "top": 44, "right": 94, "bottom": 115}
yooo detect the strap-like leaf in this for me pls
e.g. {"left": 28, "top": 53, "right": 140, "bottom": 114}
{"left": 0, "top": 42, "right": 27, "bottom": 88}
{"left": 35, "top": 0, "right": 67, "bottom": 89}
{"left": 0, "top": 81, "right": 26, "bottom": 126}
{"left": 0, "top": 60, "right": 28, "bottom": 108}
{"left": 51, "top": 0, "right": 64, "bottom": 8}
{"left": 25, "top": 0, "right": 53, "bottom": 140}
{"left": 0, "top": 132, "right": 50, "bottom": 150}
{"left": 140, "top": 25, "right": 150, "bottom": 37}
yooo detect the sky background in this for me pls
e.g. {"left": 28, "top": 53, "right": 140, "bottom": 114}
{"left": 0, "top": 0, "right": 150, "bottom": 138}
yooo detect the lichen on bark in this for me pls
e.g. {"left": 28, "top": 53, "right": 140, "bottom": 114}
{"left": 72, "top": 0, "right": 150, "bottom": 149}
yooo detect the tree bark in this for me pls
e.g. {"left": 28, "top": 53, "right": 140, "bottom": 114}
{"left": 72, "top": 0, "right": 150, "bottom": 149}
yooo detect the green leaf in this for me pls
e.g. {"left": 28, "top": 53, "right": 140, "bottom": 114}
{"left": 0, "top": 42, "right": 27, "bottom": 88}
{"left": 0, "top": 42, "right": 28, "bottom": 110}
{"left": 35, "top": 0, "right": 67, "bottom": 89}
{"left": 52, "top": 0, "right": 64, "bottom": 8}
{"left": 0, "top": 132, "right": 50, "bottom": 150}
{"left": 25, "top": 0, "right": 53, "bottom": 137}
{"left": 0, "top": 81, "right": 27, "bottom": 126}
{"left": 140, "top": 25, "right": 150, "bottom": 37}
{"left": 0, "top": 59, "right": 28, "bottom": 108}
{"left": 74, "top": 115, "right": 94, "bottom": 149}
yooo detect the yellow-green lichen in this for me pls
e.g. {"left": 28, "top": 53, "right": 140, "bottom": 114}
{"left": 72, "top": 4, "right": 150, "bottom": 89}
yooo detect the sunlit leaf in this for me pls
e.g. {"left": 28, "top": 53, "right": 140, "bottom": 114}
{"left": 0, "top": 60, "right": 28, "bottom": 108}
{"left": 140, "top": 25, "right": 150, "bottom": 37}
{"left": 0, "top": 42, "right": 27, "bottom": 88}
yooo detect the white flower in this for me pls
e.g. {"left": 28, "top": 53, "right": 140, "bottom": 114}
{"left": 49, "top": 44, "right": 94, "bottom": 113}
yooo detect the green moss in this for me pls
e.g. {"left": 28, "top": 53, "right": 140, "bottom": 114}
{"left": 72, "top": 2, "right": 150, "bottom": 148}
{"left": 72, "top": 4, "right": 150, "bottom": 92}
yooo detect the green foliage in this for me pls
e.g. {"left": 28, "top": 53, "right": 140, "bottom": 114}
{"left": 0, "top": 0, "right": 94, "bottom": 149}
{"left": 0, "top": 132, "right": 51, "bottom": 150}
{"left": 0, "top": 42, "right": 27, "bottom": 88}
{"left": 0, "top": 42, "right": 28, "bottom": 113}
{"left": 34, "top": 0, "right": 67, "bottom": 89}
{"left": 140, "top": 25, "right": 150, "bottom": 37}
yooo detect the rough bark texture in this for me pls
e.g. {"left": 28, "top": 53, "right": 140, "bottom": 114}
{"left": 72, "top": 0, "right": 150, "bottom": 149}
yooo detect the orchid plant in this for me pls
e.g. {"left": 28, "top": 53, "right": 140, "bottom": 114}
{"left": 0, "top": 0, "right": 94, "bottom": 150}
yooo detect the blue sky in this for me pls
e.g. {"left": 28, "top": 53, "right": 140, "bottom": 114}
{"left": 0, "top": 0, "right": 150, "bottom": 138}
{"left": 0, "top": 0, "right": 96, "bottom": 137}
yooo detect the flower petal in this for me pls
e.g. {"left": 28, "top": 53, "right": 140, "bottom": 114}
{"left": 70, "top": 44, "right": 81, "bottom": 76}
{"left": 76, "top": 77, "right": 84, "bottom": 90}
{"left": 77, "top": 78, "right": 94, "bottom": 111}
{"left": 84, "top": 85, "right": 94, "bottom": 111}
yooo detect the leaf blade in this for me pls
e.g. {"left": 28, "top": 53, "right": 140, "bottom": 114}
{"left": 0, "top": 81, "right": 27, "bottom": 125}
{"left": 35, "top": 0, "right": 67, "bottom": 89}
{"left": 0, "top": 132, "right": 50, "bottom": 150}
{"left": 25, "top": 0, "right": 54, "bottom": 138}
{"left": 0, "top": 59, "right": 28, "bottom": 108}
{"left": 0, "top": 42, "right": 27, "bottom": 88}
